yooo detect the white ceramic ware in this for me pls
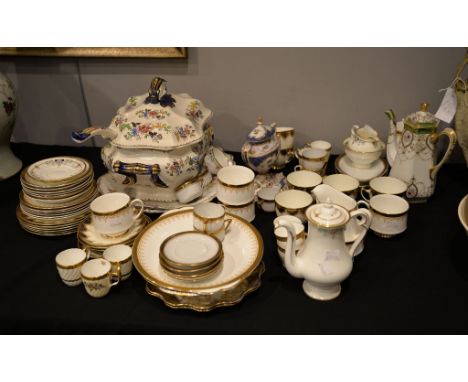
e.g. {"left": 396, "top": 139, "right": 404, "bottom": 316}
{"left": 103, "top": 244, "right": 133, "bottom": 281}
{"left": 256, "top": 187, "right": 280, "bottom": 212}
{"left": 241, "top": 117, "right": 280, "bottom": 174}
{"left": 193, "top": 202, "right": 232, "bottom": 241}
{"left": 295, "top": 148, "right": 328, "bottom": 173}
{"left": 369, "top": 194, "right": 409, "bottom": 238}
{"left": 90, "top": 192, "right": 144, "bottom": 238}
{"left": 72, "top": 77, "right": 215, "bottom": 205}
{"left": 222, "top": 200, "right": 256, "bottom": 222}
{"left": 312, "top": 184, "right": 371, "bottom": 255}
{"left": 97, "top": 171, "right": 217, "bottom": 213}
{"left": 81, "top": 258, "right": 120, "bottom": 298}
{"left": 323, "top": 174, "right": 360, "bottom": 199}
{"left": 0, "top": 73, "right": 22, "bottom": 180}
{"left": 286, "top": 170, "right": 322, "bottom": 192}
{"left": 335, "top": 154, "right": 388, "bottom": 184}
{"left": 275, "top": 189, "right": 313, "bottom": 222}
{"left": 217, "top": 165, "right": 255, "bottom": 206}
{"left": 204, "top": 146, "right": 235, "bottom": 175}
{"left": 174, "top": 176, "right": 204, "bottom": 203}
{"left": 385, "top": 104, "right": 457, "bottom": 203}
{"left": 273, "top": 216, "right": 305, "bottom": 251}
{"left": 273, "top": 126, "right": 295, "bottom": 169}
{"left": 55, "top": 248, "right": 90, "bottom": 286}
{"left": 343, "top": 125, "right": 385, "bottom": 169}
{"left": 458, "top": 194, "right": 468, "bottom": 236}
{"left": 278, "top": 201, "right": 371, "bottom": 300}
{"left": 306, "top": 140, "right": 332, "bottom": 161}
{"left": 360, "top": 176, "right": 408, "bottom": 201}
{"left": 132, "top": 209, "right": 263, "bottom": 293}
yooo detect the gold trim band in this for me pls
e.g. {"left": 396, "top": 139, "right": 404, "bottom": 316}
{"left": 91, "top": 201, "right": 130, "bottom": 216}
{"left": 217, "top": 178, "right": 254, "bottom": 189}
{"left": 81, "top": 272, "right": 111, "bottom": 281}
{"left": 56, "top": 257, "right": 87, "bottom": 270}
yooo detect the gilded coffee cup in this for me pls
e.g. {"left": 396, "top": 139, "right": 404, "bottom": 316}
{"left": 81, "top": 258, "right": 120, "bottom": 298}
{"left": 55, "top": 248, "right": 90, "bottom": 287}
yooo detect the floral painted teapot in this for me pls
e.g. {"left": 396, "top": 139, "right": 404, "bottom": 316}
{"left": 277, "top": 200, "right": 371, "bottom": 301}
{"left": 385, "top": 103, "right": 457, "bottom": 202}
{"left": 72, "top": 77, "right": 214, "bottom": 205}
{"left": 241, "top": 117, "right": 280, "bottom": 174}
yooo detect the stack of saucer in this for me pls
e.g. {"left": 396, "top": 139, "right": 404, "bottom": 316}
{"left": 17, "top": 156, "right": 97, "bottom": 236}
{"left": 77, "top": 214, "right": 151, "bottom": 257}
{"left": 159, "top": 231, "right": 224, "bottom": 281}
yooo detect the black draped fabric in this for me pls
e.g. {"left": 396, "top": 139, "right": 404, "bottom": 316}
{"left": 1, "top": 143, "right": 467, "bottom": 334}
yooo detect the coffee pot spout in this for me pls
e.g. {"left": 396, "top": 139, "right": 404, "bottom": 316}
{"left": 384, "top": 109, "right": 400, "bottom": 167}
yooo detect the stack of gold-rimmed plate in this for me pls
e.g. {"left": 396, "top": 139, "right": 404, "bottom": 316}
{"left": 17, "top": 156, "right": 97, "bottom": 236}
{"left": 159, "top": 231, "right": 224, "bottom": 281}
{"left": 133, "top": 208, "right": 264, "bottom": 312}
{"left": 77, "top": 214, "right": 152, "bottom": 257}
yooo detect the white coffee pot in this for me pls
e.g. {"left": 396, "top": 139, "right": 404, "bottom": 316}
{"left": 277, "top": 200, "right": 371, "bottom": 301}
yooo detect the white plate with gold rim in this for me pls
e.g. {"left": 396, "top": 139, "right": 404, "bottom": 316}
{"left": 24, "top": 156, "right": 91, "bottom": 184}
{"left": 133, "top": 209, "right": 263, "bottom": 292}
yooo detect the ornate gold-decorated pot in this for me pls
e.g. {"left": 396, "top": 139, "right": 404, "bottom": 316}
{"left": 72, "top": 77, "right": 214, "bottom": 204}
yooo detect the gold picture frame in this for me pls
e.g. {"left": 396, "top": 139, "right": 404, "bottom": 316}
{"left": 0, "top": 47, "right": 187, "bottom": 58}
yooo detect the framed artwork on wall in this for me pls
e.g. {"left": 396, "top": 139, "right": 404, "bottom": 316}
{"left": 0, "top": 47, "right": 187, "bottom": 58}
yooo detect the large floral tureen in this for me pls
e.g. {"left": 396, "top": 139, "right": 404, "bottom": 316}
{"left": 72, "top": 77, "right": 214, "bottom": 208}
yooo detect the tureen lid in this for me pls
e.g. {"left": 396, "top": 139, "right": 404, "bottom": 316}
{"left": 306, "top": 199, "right": 349, "bottom": 229}
{"left": 246, "top": 117, "right": 276, "bottom": 143}
{"left": 108, "top": 77, "right": 213, "bottom": 150}
{"left": 405, "top": 103, "right": 438, "bottom": 129}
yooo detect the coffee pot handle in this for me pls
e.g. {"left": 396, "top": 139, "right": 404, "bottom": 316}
{"left": 348, "top": 208, "right": 372, "bottom": 258}
{"left": 429, "top": 128, "right": 457, "bottom": 180}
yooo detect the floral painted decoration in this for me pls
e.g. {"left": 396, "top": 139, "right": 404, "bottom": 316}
{"left": 174, "top": 124, "right": 197, "bottom": 141}
{"left": 136, "top": 108, "right": 170, "bottom": 120}
{"left": 119, "top": 122, "right": 171, "bottom": 142}
{"left": 164, "top": 155, "right": 200, "bottom": 177}
{"left": 186, "top": 101, "right": 203, "bottom": 122}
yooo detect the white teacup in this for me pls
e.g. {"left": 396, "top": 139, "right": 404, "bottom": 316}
{"left": 217, "top": 165, "right": 255, "bottom": 206}
{"left": 193, "top": 202, "right": 232, "bottom": 241}
{"left": 361, "top": 176, "right": 408, "bottom": 201}
{"left": 273, "top": 215, "right": 305, "bottom": 251}
{"left": 287, "top": 170, "right": 322, "bottom": 193}
{"left": 90, "top": 192, "right": 144, "bottom": 238}
{"left": 306, "top": 140, "right": 332, "bottom": 159}
{"left": 222, "top": 200, "right": 256, "bottom": 222}
{"left": 369, "top": 194, "right": 409, "bottom": 238}
{"left": 257, "top": 187, "right": 280, "bottom": 212}
{"left": 81, "top": 258, "right": 120, "bottom": 298}
{"left": 55, "top": 248, "right": 90, "bottom": 287}
{"left": 295, "top": 148, "right": 328, "bottom": 173}
{"left": 323, "top": 174, "right": 360, "bottom": 199}
{"left": 103, "top": 244, "right": 133, "bottom": 281}
{"left": 175, "top": 176, "right": 204, "bottom": 203}
{"left": 275, "top": 189, "right": 314, "bottom": 222}
{"left": 204, "top": 146, "right": 235, "bottom": 175}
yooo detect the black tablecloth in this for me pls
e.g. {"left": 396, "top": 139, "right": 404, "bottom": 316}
{"left": 1, "top": 143, "right": 468, "bottom": 334}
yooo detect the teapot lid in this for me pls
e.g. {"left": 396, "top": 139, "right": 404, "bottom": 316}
{"left": 405, "top": 103, "right": 438, "bottom": 129}
{"left": 246, "top": 117, "right": 276, "bottom": 143}
{"left": 306, "top": 199, "right": 349, "bottom": 229}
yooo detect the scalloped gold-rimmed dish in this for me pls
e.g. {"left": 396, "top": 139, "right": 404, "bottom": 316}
{"left": 132, "top": 208, "right": 264, "bottom": 310}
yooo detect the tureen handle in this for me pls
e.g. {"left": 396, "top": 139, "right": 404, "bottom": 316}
{"left": 113, "top": 161, "right": 164, "bottom": 187}
{"left": 71, "top": 126, "right": 117, "bottom": 143}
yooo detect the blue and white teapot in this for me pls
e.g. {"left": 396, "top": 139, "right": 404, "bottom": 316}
{"left": 241, "top": 117, "right": 280, "bottom": 174}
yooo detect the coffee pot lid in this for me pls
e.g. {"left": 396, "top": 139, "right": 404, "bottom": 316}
{"left": 405, "top": 103, "right": 438, "bottom": 128}
{"left": 306, "top": 199, "right": 349, "bottom": 229}
{"left": 246, "top": 117, "right": 276, "bottom": 143}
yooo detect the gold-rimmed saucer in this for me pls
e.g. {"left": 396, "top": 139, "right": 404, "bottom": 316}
{"left": 77, "top": 214, "right": 151, "bottom": 257}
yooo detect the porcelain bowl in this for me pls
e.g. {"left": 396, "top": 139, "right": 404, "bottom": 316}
{"left": 458, "top": 194, "right": 468, "bottom": 236}
{"left": 343, "top": 138, "right": 384, "bottom": 169}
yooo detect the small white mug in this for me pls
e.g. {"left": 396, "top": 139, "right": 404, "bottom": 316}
{"left": 217, "top": 165, "right": 255, "bottom": 206}
{"left": 361, "top": 176, "right": 408, "bottom": 201}
{"left": 295, "top": 148, "right": 328, "bottom": 173}
{"left": 81, "top": 258, "right": 120, "bottom": 298}
{"left": 193, "top": 202, "right": 232, "bottom": 241}
{"left": 256, "top": 187, "right": 280, "bottom": 212}
{"left": 103, "top": 244, "right": 133, "bottom": 281}
{"left": 369, "top": 194, "right": 409, "bottom": 238}
{"left": 323, "top": 174, "right": 360, "bottom": 199}
{"left": 90, "top": 192, "right": 144, "bottom": 238}
{"left": 55, "top": 248, "right": 90, "bottom": 286}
